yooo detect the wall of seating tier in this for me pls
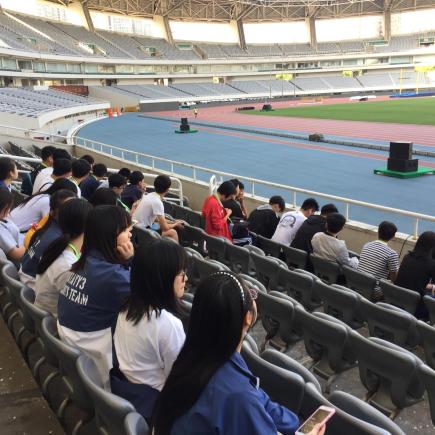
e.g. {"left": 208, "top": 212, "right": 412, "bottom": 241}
{"left": 0, "top": 11, "right": 433, "bottom": 61}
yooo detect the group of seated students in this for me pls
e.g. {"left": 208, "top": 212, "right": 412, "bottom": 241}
{"left": 202, "top": 180, "right": 435, "bottom": 321}
{"left": 0, "top": 149, "right": 329, "bottom": 434}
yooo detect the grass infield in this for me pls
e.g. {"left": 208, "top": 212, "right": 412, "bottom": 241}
{"left": 245, "top": 97, "right": 435, "bottom": 125}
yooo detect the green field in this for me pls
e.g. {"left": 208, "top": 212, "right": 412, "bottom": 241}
{"left": 246, "top": 97, "right": 435, "bottom": 125}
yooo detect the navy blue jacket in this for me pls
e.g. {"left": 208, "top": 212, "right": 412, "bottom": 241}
{"left": 80, "top": 175, "right": 101, "bottom": 200}
{"left": 172, "top": 352, "right": 299, "bottom": 435}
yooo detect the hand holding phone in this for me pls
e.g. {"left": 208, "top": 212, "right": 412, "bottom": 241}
{"left": 295, "top": 406, "right": 335, "bottom": 435}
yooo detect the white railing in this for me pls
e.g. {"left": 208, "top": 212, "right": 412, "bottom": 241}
{"left": 1, "top": 124, "right": 434, "bottom": 237}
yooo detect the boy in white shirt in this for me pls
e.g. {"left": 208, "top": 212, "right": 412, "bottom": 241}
{"left": 272, "top": 198, "right": 319, "bottom": 246}
{"left": 133, "top": 175, "right": 183, "bottom": 242}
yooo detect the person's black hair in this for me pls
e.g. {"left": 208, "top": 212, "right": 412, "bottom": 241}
{"left": 326, "top": 212, "right": 346, "bottom": 234}
{"left": 230, "top": 178, "right": 242, "bottom": 189}
{"left": 378, "top": 221, "right": 397, "bottom": 242}
{"left": 41, "top": 146, "right": 56, "bottom": 162}
{"left": 81, "top": 154, "right": 95, "bottom": 166}
{"left": 52, "top": 148, "right": 71, "bottom": 161}
{"left": 301, "top": 198, "right": 319, "bottom": 212}
{"left": 0, "top": 157, "right": 16, "bottom": 181}
{"left": 129, "top": 170, "right": 144, "bottom": 186}
{"left": 217, "top": 180, "right": 237, "bottom": 198}
{"left": 72, "top": 159, "right": 91, "bottom": 179}
{"left": 72, "top": 205, "right": 131, "bottom": 271}
{"left": 89, "top": 187, "right": 118, "bottom": 207}
{"left": 269, "top": 195, "right": 285, "bottom": 212}
{"left": 413, "top": 231, "right": 435, "bottom": 259}
{"left": 28, "top": 189, "right": 77, "bottom": 248}
{"left": 92, "top": 163, "right": 107, "bottom": 178}
{"left": 37, "top": 198, "right": 92, "bottom": 275}
{"left": 0, "top": 188, "right": 13, "bottom": 215}
{"left": 18, "top": 177, "right": 77, "bottom": 208}
{"left": 52, "top": 158, "right": 72, "bottom": 177}
{"left": 321, "top": 203, "right": 338, "bottom": 216}
{"left": 154, "top": 175, "right": 171, "bottom": 194}
{"left": 109, "top": 173, "right": 127, "bottom": 189}
{"left": 118, "top": 168, "right": 131, "bottom": 179}
{"left": 122, "top": 239, "right": 188, "bottom": 324}
{"left": 152, "top": 272, "right": 255, "bottom": 434}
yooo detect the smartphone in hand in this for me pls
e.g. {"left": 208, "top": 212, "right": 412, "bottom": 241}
{"left": 295, "top": 406, "right": 335, "bottom": 435}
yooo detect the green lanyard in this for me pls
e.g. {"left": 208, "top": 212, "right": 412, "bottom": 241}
{"left": 68, "top": 243, "right": 81, "bottom": 260}
{"left": 118, "top": 198, "right": 130, "bottom": 213}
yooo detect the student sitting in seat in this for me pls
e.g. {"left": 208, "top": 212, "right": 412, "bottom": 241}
{"left": 202, "top": 180, "right": 237, "bottom": 242}
{"left": 70, "top": 159, "right": 91, "bottom": 197}
{"left": 112, "top": 239, "right": 188, "bottom": 419}
{"left": 89, "top": 187, "right": 118, "bottom": 207}
{"left": 57, "top": 205, "right": 133, "bottom": 389}
{"left": 121, "top": 171, "right": 146, "bottom": 211}
{"left": 80, "top": 163, "right": 107, "bottom": 200}
{"left": 311, "top": 213, "right": 358, "bottom": 269}
{"left": 11, "top": 178, "right": 78, "bottom": 233}
{"left": 248, "top": 195, "right": 285, "bottom": 239}
{"left": 0, "top": 157, "right": 18, "bottom": 192}
{"left": 133, "top": 175, "right": 184, "bottom": 242}
{"left": 108, "top": 173, "right": 129, "bottom": 212}
{"left": 0, "top": 189, "right": 25, "bottom": 263}
{"left": 34, "top": 198, "right": 92, "bottom": 316}
{"left": 19, "top": 188, "right": 77, "bottom": 288}
{"left": 152, "top": 272, "right": 325, "bottom": 435}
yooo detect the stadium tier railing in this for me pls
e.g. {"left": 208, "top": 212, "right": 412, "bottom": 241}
{"left": 0, "top": 124, "right": 434, "bottom": 238}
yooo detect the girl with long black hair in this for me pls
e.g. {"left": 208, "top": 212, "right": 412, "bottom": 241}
{"left": 57, "top": 205, "right": 133, "bottom": 389}
{"left": 19, "top": 188, "right": 77, "bottom": 288}
{"left": 10, "top": 177, "right": 77, "bottom": 232}
{"left": 34, "top": 198, "right": 92, "bottom": 316}
{"left": 112, "top": 239, "right": 188, "bottom": 418}
{"left": 152, "top": 272, "right": 325, "bottom": 435}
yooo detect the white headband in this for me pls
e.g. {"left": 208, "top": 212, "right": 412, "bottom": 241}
{"left": 214, "top": 271, "right": 245, "bottom": 303}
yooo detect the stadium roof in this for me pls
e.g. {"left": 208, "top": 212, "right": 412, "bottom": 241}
{"left": 49, "top": 0, "right": 435, "bottom": 21}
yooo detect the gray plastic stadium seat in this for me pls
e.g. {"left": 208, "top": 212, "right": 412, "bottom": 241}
{"left": 379, "top": 279, "right": 420, "bottom": 314}
{"left": 40, "top": 316, "right": 95, "bottom": 428}
{"left": 261, "top": 348, "right": 322, "bottom": 392}
{"left": 180, "top": 224, "right": 207, "bottom": 255}
{"left": 424, "top": 295, "right": 435, "bottom": 325}
{"left": 361, "top": 299, "right": 419, "bottom": 349}
{"left": 1, "top": 262, "right": 23, "bottom": 331}
{"left": 281, "top": 245, "right": 308, "bottom": 270}
{"left": 243, "top": 245, "right": 265, "bottom": 256}
{"left": 251, "top": 251, "right": 287, "bottom": 290}
{"left": 417, "top": 320, "right": 435, "bottom": 369}
{"left": 193, "top": 257, "right": 229, "bottom": 281}
{"left": 256, "top": 234, "right": 282, "bottom": 257}
{"left": 419, "top": 364, "right": 435, "bottom": 426}
{"left": 225, "top": 243, "right": 251, "bottom": 274}
{"left": 183, "top": 247, "right": 202, "bottom": 292}
{"left": 320, "top": 282, "right": 364, "bottom": 329}
{"left": 239, "top": 274, "right": 267, "bottom": 296}
{"left": 328, "top": 391, "right": 406, "bottom": 435}
{"left": 342, "top": 265, "right": 376, "bottom": 300}
{"left": 298, "top": 308, "right": 356, "bottom": 391}
{"left": 76, "top": 354, "right": 137, "bottom": 435}
{"left": 255, "top": 289, "right": 296, "bottom": 351}
{"left": 243, "top": 333, "right": 260, "bottom": 355}
{"left": 124, "top": 412, "right": 149, "bottom": 435}
{"left": 310, "top": 253, "right": 342, "bottom": 284}
{"left": 278, "top": 267, "right": 320, "bottom": 310}
{"left": 204, "top": 234, "right": 230, "bottom": 265}
{"left": 132, "top": 225, "right": 160, "bottom": 250}
{"left": 241, "top": 341, "right": 305, "bottom": 414}
{"left": 350, "top": 332, "right": 424, "bottom": 417}
{"left": 162, "top": 200, "right": 175, "bottom": 217}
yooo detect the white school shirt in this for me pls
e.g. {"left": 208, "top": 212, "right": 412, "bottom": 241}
{"left": 272, "top": 210, "right": 307, "bottom": 246}
{"left": 70, "top": 179, "right": 82, "bottom": 198}
{"left": 114, "top": 309, "right": 185, "bottom": 391}
{"left": 34, "top": 249, "right": 76, "bottom": 317}
{"left": 132, "top": 192, "right": 164, "bottom": 228}
{"left": 10, "top": 195, "right": 50, "bottom": 232}
{"left": 32, "top": 167, "right": 53, "bottom": 194}
{"left": 0, "top": 218, "right": 22, "bottom": 255}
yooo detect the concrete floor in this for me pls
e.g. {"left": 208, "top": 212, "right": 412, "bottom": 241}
{"left": 0, "top": 317, "right": 64, "bottom": 435}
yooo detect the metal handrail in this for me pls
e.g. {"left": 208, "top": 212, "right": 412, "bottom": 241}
{"left": 1, "top": 124, "right": 434, "bottom": 237}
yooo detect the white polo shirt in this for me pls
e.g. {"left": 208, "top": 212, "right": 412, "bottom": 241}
{"left": 32, "top": 167, "right": 53, "bottom": 194}
{"left": 114, "top": 309, "right": 185, "bottom": 391}
{"left": 272, "top": 210, "right": 307, "bottom": 246}
{"left": 10, "top": 195, "right": 50, "bottom": 232}
{"left": 132, "top": 192, "right": 164, "bottom": 227}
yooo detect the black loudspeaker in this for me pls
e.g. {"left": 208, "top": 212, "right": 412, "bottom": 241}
{"left": 390, "top": 141, "right": 412, "bottom": 160}
{"left": 387, "top": 158, "right": 418, "bottom": 172}
{"left": 262, "top": 104, "right": 272, "bottom": 111}
{"left": 180, "top": 117, "right": 190, "bottom": 132}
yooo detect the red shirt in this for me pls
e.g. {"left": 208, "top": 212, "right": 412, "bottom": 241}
{"left": 202, "top": 195, "right": 232, "bottom": 242}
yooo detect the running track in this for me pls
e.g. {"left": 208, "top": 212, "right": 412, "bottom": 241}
{"left": 156, "top": 97, "right": 435, "bottom": 148}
